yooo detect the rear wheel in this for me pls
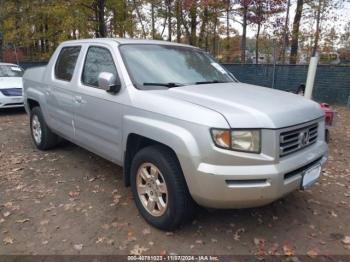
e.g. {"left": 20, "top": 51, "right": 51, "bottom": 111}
{"left": 30, "top": 107, "right": 59, "bottom": 150}
{"left": 130, "top": 145, "right": 195, "bottom": 230}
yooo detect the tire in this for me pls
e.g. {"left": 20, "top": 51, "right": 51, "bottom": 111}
{"left": 130, "top": 145, "right": 195, "bottom": 230}
{"left": 30, "top": 106, "right": 59, "bottom": 150}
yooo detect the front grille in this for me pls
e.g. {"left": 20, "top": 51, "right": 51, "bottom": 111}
{"left": 280, "top": 123, "right": 318, "bottom": 157}
{"left": 0, "top": 88, "right": 22, "bottom": 97}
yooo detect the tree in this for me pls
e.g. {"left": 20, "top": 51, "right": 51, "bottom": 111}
{"left": 289, "top": 0, "right": 304, "bottom": 64}
{"left": 239, "top": 0, "right": 251, "bottom": 63}
{"left": 280, "top": 0, "right": 290, "bottom": 64}
{"left": 248, "top": 0, "right": 285, "bottom": 64}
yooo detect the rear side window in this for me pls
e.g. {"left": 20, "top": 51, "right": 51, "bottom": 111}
{"left": 55, "top": 46, "right": 81, "bottom": 81}
{"left": 82, "top": 46, "right": 119, "bottom": 87}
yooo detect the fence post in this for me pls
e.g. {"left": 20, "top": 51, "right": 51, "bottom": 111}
{"left": 305, "top": 55, "right": 319, "bottom": 99}
{"left": 271, "top": 40, "right": 276, "bottom": 89}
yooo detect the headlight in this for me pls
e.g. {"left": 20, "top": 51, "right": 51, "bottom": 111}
{"left": 211, "top": 129, "right": 261, "bottom": 153}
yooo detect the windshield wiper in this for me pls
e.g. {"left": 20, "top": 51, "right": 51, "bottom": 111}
{"left": 143, "top": 82, "right": 184, "bottom": 88}
{"left": 195, "top": 80, "right": 230, "bottom": 85}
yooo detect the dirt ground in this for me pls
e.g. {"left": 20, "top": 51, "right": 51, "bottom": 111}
{"left": 0, "top": 106, "right": 350, "bottom": 258}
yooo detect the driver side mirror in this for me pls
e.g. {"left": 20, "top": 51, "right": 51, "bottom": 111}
{"left": 98, "top": 72, "right": 121, "bottom": 93}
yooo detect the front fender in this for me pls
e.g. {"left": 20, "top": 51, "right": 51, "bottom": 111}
{"left": 122, "top": 114, "right": 202, "bottom": 189}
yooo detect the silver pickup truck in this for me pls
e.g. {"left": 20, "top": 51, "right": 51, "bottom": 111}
{"left": 23, "top": 38, "right": 328, "bottom": 230}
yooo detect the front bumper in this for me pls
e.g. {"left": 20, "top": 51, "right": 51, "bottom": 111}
{"left": 188, "top": 141, "right": 328, "bottom": 208}
{"left": 0, "top": 93, "right": 24, "bottom": 108}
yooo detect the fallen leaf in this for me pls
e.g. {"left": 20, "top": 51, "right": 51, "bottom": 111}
{"left": 40, "top": 219, "right": 49, "bottom": 225}
{"left": 96, "top": 237, "right": 104, "bottom": 244}
{"left": 73, "top": 244, "right": 83, "bottom": 251}
{"left": 16, "top": 218, "right": 30, "bottom": 224}
{"left": 233, "top": 228, "right": 245, "bottom": 241}
{"left": 142, "top": 228, "right": 151, "bottom": 236}
{"left": 195, "top": 239, "right": 204, "bottom": 245}
{"left": 342, "top": 236, "right": 350, "bottom": 245}
{"left": 107, "top": 239, "right": 114, "bottom": 245}
{"left": 69, "top": 191, "right": 80, "bottom": 198}
{"left": 3, "top": 211, "right": 11, "bottom": 217}
{"left": 3, "top": 237, "right": 14, "bottom": 245}
{"left": 283, "top": 243, "right": 294, "bottom": 256}
{"left": 330, "top": 210, "right": 338, "bottom": 217}
{"left": 307, "top": 249, "right": 318, "bottom": 258}
{"left": 12, "top": 167, "right": 23, "bottom": 172}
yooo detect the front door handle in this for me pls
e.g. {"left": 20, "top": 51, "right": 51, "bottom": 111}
{"left": 74, "top": 96, "right": 83, "bottom": 103}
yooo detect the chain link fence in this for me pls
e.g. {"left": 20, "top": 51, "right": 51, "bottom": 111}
{"left": 224, "top": 64, "right": 350, "bottom": 105}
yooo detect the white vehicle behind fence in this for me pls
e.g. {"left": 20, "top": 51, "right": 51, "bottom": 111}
{"left": 0, "top": 63, "right": 24, "bottom": 109}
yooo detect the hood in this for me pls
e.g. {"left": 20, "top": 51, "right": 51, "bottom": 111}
{"left": 0, "top": 77, "right": 23, "bottom": 90}
{"left": 161, "top": 82, "right": 323, "bottom": 129}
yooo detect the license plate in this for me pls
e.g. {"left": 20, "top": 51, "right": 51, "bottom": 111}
{"left": 302, "top": 164, "right": 321, "bottom": 189}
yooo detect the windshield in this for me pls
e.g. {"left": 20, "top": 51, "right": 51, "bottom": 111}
{"left": 119, "top": 44, "right": 235, "bottom": 89}
{"left": 0, "top": 65, "right": 24, "bottom": 77}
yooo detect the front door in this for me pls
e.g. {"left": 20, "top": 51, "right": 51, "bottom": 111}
{"left": 73, "top": 45, "right": 123, "bottom": 163}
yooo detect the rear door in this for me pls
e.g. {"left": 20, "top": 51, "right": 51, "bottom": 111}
{"left": 73, "top": 44, "right": 123, "bottom": 163}
{"left": 46, "top": 45, "right": 81, "bottom": 138}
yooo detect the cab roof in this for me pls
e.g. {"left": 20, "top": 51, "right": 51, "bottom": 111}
{"left": 61, "top": 38, "right": 199, "bottom": 49}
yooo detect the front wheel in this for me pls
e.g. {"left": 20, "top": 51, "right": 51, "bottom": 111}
{"left": 30, "top": 107, "right": 59, "bottom": 150}
{"left": 130, "top": 145, "right": 195, "bottom": 230}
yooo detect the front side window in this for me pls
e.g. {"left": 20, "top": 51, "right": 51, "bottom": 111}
{"left": 0, "top": 65, "right": 23, "bottom": 77}
{"left": 82, "top": 46, "right": 119, "bottom": 87}
{"left": 55, "top": 46, "right": 81, "bottom": 81}
{"left": 119, "top": 44, "right": 235, "bottom": 90}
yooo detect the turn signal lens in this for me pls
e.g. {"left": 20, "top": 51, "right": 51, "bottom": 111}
{"left": 211, "top": 129, "right": 230, "bottom": 149}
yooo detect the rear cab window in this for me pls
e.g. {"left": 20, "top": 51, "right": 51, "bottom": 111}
{"left": 55, "top": 46, "right": 81, "bottom": 81}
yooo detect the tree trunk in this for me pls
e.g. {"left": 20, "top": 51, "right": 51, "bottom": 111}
{"left": 198, "top": 6, "right": 208, "bottom": 49}
{"left": 212, "top": 18, "right": 218, "bottom": 57}
{"left": 133, "top": 0, "right": 146, "bottom": 38}
{"left": 281, "top": 0, "right": 290, "bottom": 64}
{"left": 240, "top": 5, "right": 248, "bottom": 64}
{"left": 151, "top": 2, "right": 155, "bottom": 39}
{"left": 167, "top": 0, "right": 172, "bottom": 41}
{"left": 312, "top": 0, "right": 322, "bottom": 57}
{"left": 255, "top": 23, "right": 261, "bottom": 64}
{"left": 175, "top": 0, "right": 181, "bottom": 42}
{"left": 189, "top": 3, "right": 197, "bottom": 46}
{"left": 226, "top": 0, "right": 230, "bottom": 50}
{"left": 289, "top": 0, "right": 304, "bottom": 64}
{"left": 97, "top": 0, "right": 106, "bottom": 37}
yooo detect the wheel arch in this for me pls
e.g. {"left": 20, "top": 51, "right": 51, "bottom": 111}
{"left": 27, "top": 98, "right": 40, "bottom": 111}
{"left": 123, "top": 133, "right": 183, "bottom": 187}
